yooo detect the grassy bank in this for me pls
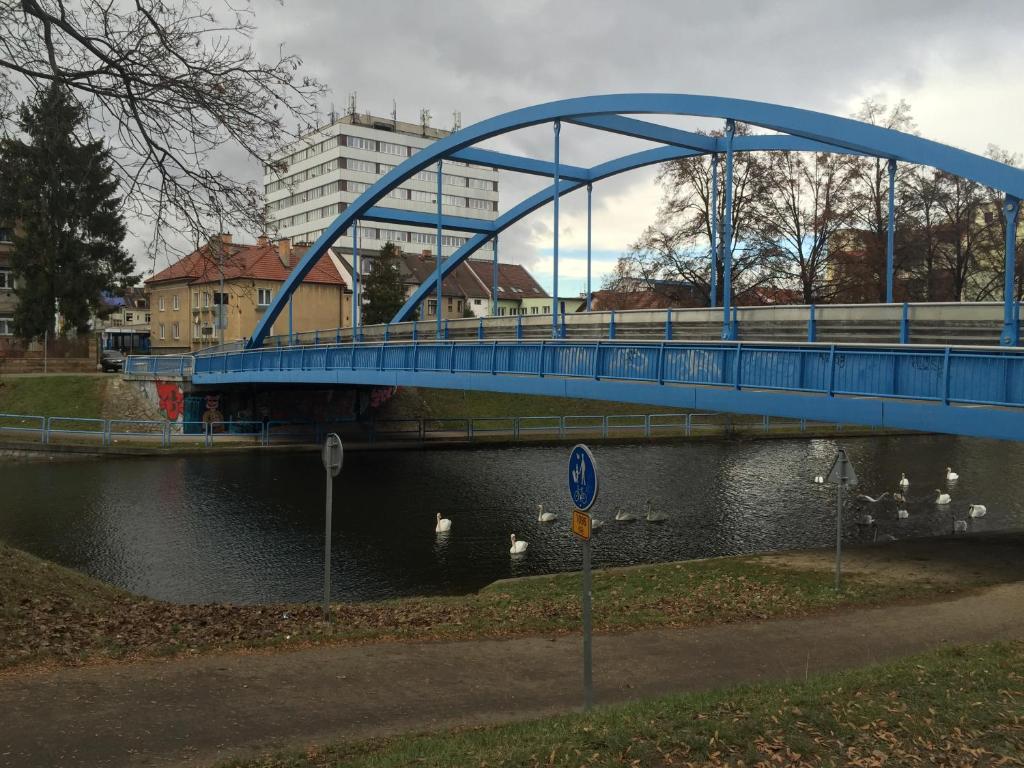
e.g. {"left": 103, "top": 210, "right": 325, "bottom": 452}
{"left": 0, "top": 374, "right": 106, "bottom": 418}
{"left": 226, "top": 640, "right": 1024, "bottom": 767}
{"left": 0, "top": 539, "right": 984, "bottom": 671}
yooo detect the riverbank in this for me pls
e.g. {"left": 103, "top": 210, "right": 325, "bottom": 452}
{"left": 3, "top": 533, "right": 1022, "bottom": 672}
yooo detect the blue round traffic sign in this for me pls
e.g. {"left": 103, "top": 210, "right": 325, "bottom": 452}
{"left": 568, "top": 444, "right": 599, "bottom": 511}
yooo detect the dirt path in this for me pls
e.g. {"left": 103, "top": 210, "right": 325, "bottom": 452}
{"left": 2, "top": 580, "right": 1022, "bottom": 768}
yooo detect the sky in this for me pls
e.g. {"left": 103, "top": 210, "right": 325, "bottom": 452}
{"left": 166, "top": 0, "right": 1024, "bottom": 297}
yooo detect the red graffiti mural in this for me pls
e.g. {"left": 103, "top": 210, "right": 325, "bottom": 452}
{"left": 156, "top": 381, "right": 184, "bottom": 420}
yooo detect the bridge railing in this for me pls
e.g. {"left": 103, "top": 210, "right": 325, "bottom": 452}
{"left": 193, "top": 337, "right": 1024, "bottom": 411}
{"left": 0, "top": 409, "right": 865, "bottom": 450}
{"left": 249, "top": 301, "right": 1021, "bottom": 352}
{"left": 124, "top": 354, "right": 194, "bottom": 377}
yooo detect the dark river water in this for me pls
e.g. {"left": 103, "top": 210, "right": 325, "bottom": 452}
{"left": 0, "top": 436, "right": 1020, "bottom": 604}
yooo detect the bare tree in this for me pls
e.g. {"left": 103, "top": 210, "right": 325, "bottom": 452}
{"left": 749, "top": 151, "right": 857, "bottom": 303}
{"left": 846, "top": 98, "right": 917, "bottom": 301}
{"left": 626, "top": 125, "right": 773, "bottom": 305}
{"left": 0, "top": 0, "right": 326, "bottom": 262}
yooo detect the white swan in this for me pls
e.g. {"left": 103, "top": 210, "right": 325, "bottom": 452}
{"left": 899, "top": 473, "right": 910, "bottom": 488}
{"left": 814, "top": 475, "right": 824, "bottom": 484}
{"left": 590, "top": 519, "right": 604, "bottom": 531}
{"left": 934, "top": 489, "right": 951, "bottom": 505}
{"left": 509, "top": 533, "right": 528, "bottom": 555}
{"left": 857, "top": 492, "right": 890, "bottom": 504}
{"left": 645, "top": 500, "right": 668, "bottom": 523}
{"left": 968, "top": 504, "right": 987, "bottom": 518}
{"left": 945, "top": 467, "right": 959, "bottom": 482}
{"left": 536, "top": 503, "right": 556, "bottom": 523}
{"left": 435, "top": 513, "right": 452, "bottom": 533}
{"left": 897, "top": 509, "right": 909, "bottom": 519}
{"left": 614, "top": 507, "right": 637, "bottom": 522}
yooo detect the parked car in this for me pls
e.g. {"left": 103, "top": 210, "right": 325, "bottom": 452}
{"left": 100, "top": 349, "right": 124, "bottom": 372}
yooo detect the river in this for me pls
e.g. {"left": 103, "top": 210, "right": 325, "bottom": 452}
{"left": 0, "top": 435, "right": 1020, "bottom": 604}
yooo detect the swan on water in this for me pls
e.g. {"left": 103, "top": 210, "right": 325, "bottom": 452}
{"left": 435, "top": 513, "right": 452, "bottom": 533}
{"left": 590, "top": 519, "right": 604, "bottom": 531}
{"left": 614, "top": 507, "right": 637, "bottom": 522}
{"left": 945, "top": 467, "right": 959, "bottom": 482}
{"left": 934, "top": 490, "right": 951, "bottom": 505}
{"left": 814, "top": 475, "right": 824, "bottom": 484}
{"left": 968, "top": 504, "right": 987, "bottom": 518}
{"left": 537, "top": 503, "right": 557, "bottom": 523}
{"left": 897, "top": 509, "right": 909, "bottom": 519}
{"left": 857, "top": 492, "right": 890, "bottom": 504}
{"left": 509, "top": 533, "right": 529, "bottom": 555}
{"left": 899, "top": 473, "right": 910, "bottom": 487}
{"left": 645, "top": 500, "right": 668, "bottom": 523}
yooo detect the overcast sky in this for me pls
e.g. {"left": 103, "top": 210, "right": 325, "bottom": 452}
{"left": 178, "top": 0, "right": 1024, "bottom": 296}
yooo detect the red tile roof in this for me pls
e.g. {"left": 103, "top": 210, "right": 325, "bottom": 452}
{"left": 464, "top": 261, "right": 549, "bottom": 299}
{"left": 147, "top": 241, "right": 347, "bottom": 287}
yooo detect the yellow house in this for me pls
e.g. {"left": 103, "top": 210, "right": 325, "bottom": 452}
{"left": 146, "top": 235, "right": 351, "bottom": 353}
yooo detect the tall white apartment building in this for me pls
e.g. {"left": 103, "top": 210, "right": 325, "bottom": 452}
{"left": 263, "top": 112, "right": 499, "bottom": 262}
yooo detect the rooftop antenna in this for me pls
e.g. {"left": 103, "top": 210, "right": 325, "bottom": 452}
{"left": 392, "top": 99, "right": 398, "bottom": 128}
{"left": 347, "top": 91, "right": 357, "bottom": 118}
{"left": 420, "top": 108, "right": 431, "bottom": 135}
{"left": 452, "top": 111, "right": 462, "bottom": 132}
{"left": 329, "top": 102, "right": 336, "bottom": 123}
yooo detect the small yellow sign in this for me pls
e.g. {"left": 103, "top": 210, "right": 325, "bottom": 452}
{"left": 572, "top": 509, "right": 591, "bottom": 541}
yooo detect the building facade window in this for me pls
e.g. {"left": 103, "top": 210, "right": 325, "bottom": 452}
{"left": 0, "top": 269, "right": 13, "bottom": 289}
{"left": 346, "top": 158, "right": 376, "bottom": 174}
{"left": 158, "top": 296, "right": 165, "bottom": 311}
{"left": 346, "top": 136, "right": 375, "bottom": 151}
{"left": 192, "top": 290, "right": 199, "bottom": 308}
{"left": 378, "top": 141, "right": 406, "bottom": 156}
{"left": 202, "top": 291, "right": 209, "bottom": 308}
{"left": 172, "top": 294, "right": 179, "bottom": 310}
{"left": 257, "top": 288, "right": 273, "bottom": 306}
{"left": 409, "top": 189, "right": 435, "bottom": 203}
{"left": 0, "top": 315, "right": 12, "bottom": 335}
{"left": 0, "top": 228, "right": 13, "bottom": 243}
{"left": 531, "top": 306, "right": 538, "bottom": 314}
{"left": 158, "top": 323, "right": 166, "bottom": 339}
{"left": 426, "top": 300, "right": 436, "bottom": 317}
{"left": 171, "top": 321, "right": 180, "bottom": 339}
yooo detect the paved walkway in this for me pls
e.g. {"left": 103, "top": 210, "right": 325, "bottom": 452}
{"left": 2, "top": 582, "right": 1023, "bottom": 768}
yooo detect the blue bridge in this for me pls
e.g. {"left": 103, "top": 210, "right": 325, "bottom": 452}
{"left": 128, "top": 95, "right": 1024, "bottom": 442}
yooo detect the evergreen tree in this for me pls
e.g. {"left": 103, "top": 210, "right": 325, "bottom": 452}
{"left": 0, "top": 85, "right": 135, "bottom": 339}
{"left": 361, "top": 242, "right": 407, "bottom": 325}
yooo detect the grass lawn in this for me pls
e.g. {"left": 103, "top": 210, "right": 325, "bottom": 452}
{"left": 225, "top": 640, "right": 1024, "bottom": 767}
{"left": 1, "top": 540, "right": 971, "bottom": 671}
{"left": 0, "top": 375, "right": 106, "bottom": 418}
{"left": 379, "top": 387, "right": 690, "bottom": 420}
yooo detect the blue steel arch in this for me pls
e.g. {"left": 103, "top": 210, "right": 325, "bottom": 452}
{"left": 250, "top": 94, "right": 1024, "bottom": 348}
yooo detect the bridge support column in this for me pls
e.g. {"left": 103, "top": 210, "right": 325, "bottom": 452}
{"left": 721, "top": 121, "right": 736, "bottom": 340}
{"left": 552, "top": 120, "right": 561, "bottom": 338}
{"left": 886, "top": 159, "right": 896, "bottom": 303}
{"left": 492, "top": 232, "right": 499, "bottom": 316}
{"left": 586, "top": 182, "right": 593, "bottom": 312}
{"left": 710, "top": 152, "right": 719, "bottom": 309}
{"left": 352, "top": 220, "right": 360, "bottom": 342}
{"left": 1002, "top": 195, "right": 1021, "bottom": 346}
{"left": 436, "top": 161, "right": 444, "bottom": 339}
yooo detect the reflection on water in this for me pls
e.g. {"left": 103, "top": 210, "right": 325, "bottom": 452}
{"left": 0, "top": 435, "right": 1021, "bottom": 604}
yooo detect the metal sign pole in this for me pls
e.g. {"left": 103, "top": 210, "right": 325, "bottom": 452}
{"left": 581, "top": 536, "right": 593, "bottom": 710}
{"left": 835, "top": 472, "right": 844, "bottom": 592}
{"left": 321, "top": 433, "right": 344, "bottom": 621}
{"left": 324, "top": 467, "right": 333, "bottom": 619}
{"left": 568, "top": 444, "right": 598, "bottom": 712}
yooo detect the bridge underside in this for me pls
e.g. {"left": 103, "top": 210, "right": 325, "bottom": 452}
{"left": 191, "top": 340, "right": 1024, "bottom": 441}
